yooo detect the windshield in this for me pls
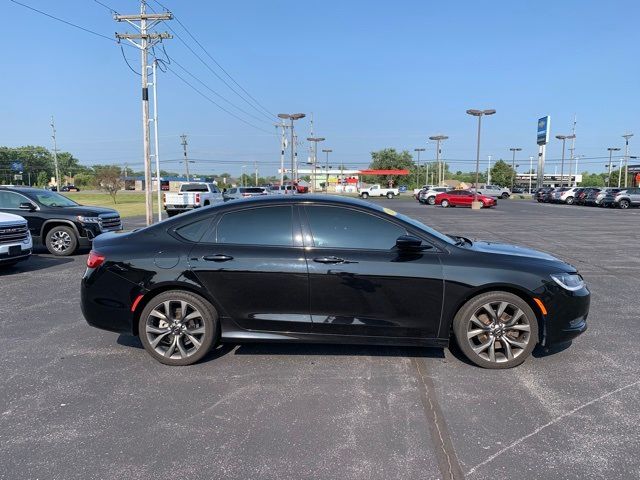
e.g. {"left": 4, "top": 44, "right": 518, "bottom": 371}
{"left": 34, "top": 191, "right": 79, "bottom": 207}
{"left": 241, "top": 187, "right": 265, "bottom": 193}
{"left": 180, "top": 183, "right": 210, "bottom": 192}
{"left": 371, "top": 204, "right": 456, "bottom": 245}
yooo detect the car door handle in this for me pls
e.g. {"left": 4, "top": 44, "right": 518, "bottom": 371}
{"left": 313, "top": 256, "right": 345, "bottom": 264}
{"left": 203, "top": 254, "right": 233, "bottom": 262}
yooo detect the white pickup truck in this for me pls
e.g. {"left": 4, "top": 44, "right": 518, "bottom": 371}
{"left": 163, "top": 182, "right": 223, "bottom": 217}
{"left": 474, "top": 185, "right": 511, "bottom": 199}
{"left": 0, "top": 212, "right": 32, "bottom": 267}
{"left": 358, "top": 184, "right": 400, "bottom": 199}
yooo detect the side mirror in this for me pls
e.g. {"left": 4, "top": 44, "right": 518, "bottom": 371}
{"left": 396, "top": 234, "right": 431, "bottom": 251}
{"left": 19, "top": 202, "right": 36, "bottom": 211}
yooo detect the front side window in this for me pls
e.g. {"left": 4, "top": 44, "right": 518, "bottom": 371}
{"left": 306, "top": 206, "right": 405, "bottom": 250}
{"left": 216, "top": 206, "right": 293, "bottom": 246}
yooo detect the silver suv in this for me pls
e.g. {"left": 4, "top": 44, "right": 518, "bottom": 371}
{"left": 613, "top": 188, "right": 640, "bottom": 209}
{"left": 419, "top": 186, "right": 451, "bottom": 205}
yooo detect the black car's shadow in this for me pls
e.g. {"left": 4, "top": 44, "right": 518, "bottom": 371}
{"left": 116, "top": 334, "right": 445, "bottom": 362}
{"left": 0, "top": 254, "right": 74, "bottom": 274}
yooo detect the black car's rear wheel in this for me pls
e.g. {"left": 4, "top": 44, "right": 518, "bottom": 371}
{"left": 139, "top": 290, "right": 218, "bottom": 366}
{"left": 453, "top": 292, "right": 538, "bottom": 369}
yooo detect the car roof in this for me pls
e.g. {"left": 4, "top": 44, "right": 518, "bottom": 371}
{"left": 0, "top": 186, "right": 45, "bottom": 193}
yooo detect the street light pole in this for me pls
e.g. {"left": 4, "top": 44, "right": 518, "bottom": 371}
{"left": 555, "top": 134, "right": 575, "bottom": 187}
{"left": 529, "top": 156, "right": 534, "bottom": 193}
{"left": 622, "top": 133, "right": 633, "bottom": 188}
{"left": 428, "top": 135, "right": 448, "bottom": 185}
{"left": 509, "top": 147, "right": 522, "bottom": 191}
{"left": 414, "top": 148, "right": 425, "bottom": 187}
{"left": 607, "top": 147, "right": 621, "bottom": 187}
{"left": 466, "top": 109, "right": 496, "bottom": 209}
{"left": 322, "top": 149, "right": 332, "bottom": 192}
{"left": 278, "top": 113, "right": 306, "bottom": 192}
{"left": 307, "top": 137, "right": 326, "bottom": 193}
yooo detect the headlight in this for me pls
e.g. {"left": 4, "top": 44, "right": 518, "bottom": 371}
{"left": 551, "top": 273, "right": 585, "bottom": 291}
{"left": 76, "top": 215, "right": 100, "bottom": 223}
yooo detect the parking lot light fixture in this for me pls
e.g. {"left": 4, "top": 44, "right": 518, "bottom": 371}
{"left": 607, "top": 147, "right": 621, "bottom": 187}
{"left": 322, "top": 149, "right": 332, "bottom": 192}
{"left": 555, "top": 135, "right": 575, "bottom": 187}
{"left": 278, "top": 113, "right": 306, "bottom": 187}
{"left": 466, "top": 109, "right": 496, "bottom": 209}
{"left": 509, "top": 147, "right": 522, "bottom": 191}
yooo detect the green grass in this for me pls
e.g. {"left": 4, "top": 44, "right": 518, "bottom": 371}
{"left": 63, "top": 192, "right": 160, "bottom": 218}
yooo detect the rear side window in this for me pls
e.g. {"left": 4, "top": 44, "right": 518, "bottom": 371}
{"left": 175, "top": 217, "right": 213, "bottom": 242}
{"left": 216, "top": 206, "right": 293, "bottom": 246}
{"left": 306, "top": 206, "right": 405, "bottom": 250}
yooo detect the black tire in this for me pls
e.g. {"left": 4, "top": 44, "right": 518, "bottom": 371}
{"left": 619, "top": 199, "right": 630, "bottom": 209}
{"left": 452, "top": 291, "right": 538, "bottom": 369}
{"left": 565, "top": 196, "right": 574, "bottom": 205}
{"left": 427, "top": 196, "right": 436, "bottom": 205}
{"left": 361, "top": 192, "right": 369, "bottom": 199}
{"left": 441, "top": 199, "right": 450, "bottom": 208}
{"left": 501, "top": 192, "right": 510, "bottom": 199}
{"left": 386, "top": 192, "right": 394, "bottom": 199}
{"left": 203, "top": 200, "right": 210, "bottom": 206}
{"left": 138, "top": 290, "right": 218, "bottom": 366}
{"left": 166, "top": 210, "right": 177, "bottom": 217}
{"left": 45, "top": 225, "right": 78, "bottom": 256}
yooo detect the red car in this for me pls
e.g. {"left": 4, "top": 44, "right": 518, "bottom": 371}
{"left": 435, "top": 190, "right": 496, "bottom": 208}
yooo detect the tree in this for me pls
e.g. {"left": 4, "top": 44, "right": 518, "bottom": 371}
{"left": 93, "top": 165, "right": 123, "bottom": 203}
{"left": 490, "top": 159, "right": 516, "bottom": 187}
{"left": 36, "top": 171, "right": 50, "bottom": 187}
{"left": 368, "top": 148, "right": 414, "bottom": 187}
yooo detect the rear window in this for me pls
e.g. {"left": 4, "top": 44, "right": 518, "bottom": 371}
{"left": 180, "top": 184, "right": 209, "bottom": 192}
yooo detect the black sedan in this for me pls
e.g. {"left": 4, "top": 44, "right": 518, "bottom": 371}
{"left": 81, "top": 196, "right": 589, "bottom": 369}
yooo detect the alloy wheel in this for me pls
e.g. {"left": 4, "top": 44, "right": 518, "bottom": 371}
{"left": 466, "top": 301, "right": 532, "bottom": 364}
{"left": 50, "top": 231, "right": 72, "bottom": 253}
{"left": 145, "top": 300, "right": 207, "bottom": 360}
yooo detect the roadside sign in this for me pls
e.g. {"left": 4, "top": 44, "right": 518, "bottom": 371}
{"left": 537, "top": 116, "right": 550, "bottom": 145}
{"left": 11, "top": 161, "right": 23, "bottom": 171}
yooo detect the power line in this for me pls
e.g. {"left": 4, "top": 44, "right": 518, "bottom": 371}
{"left": 166, "top": 66, "right": 276, "bottom": 135}
{"left": 9, "top": 0, "right": 118, "bottom": 43}
{"left": 148, "top": 1, "right": 276, "bottom": 123}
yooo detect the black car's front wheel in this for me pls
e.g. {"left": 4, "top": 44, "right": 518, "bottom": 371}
{"left": 45, "top": 225, "right": 78, "bottom": 256}
{"left": 453, "top": 292, "right": 538, "bottom": 369}
{"left": 139, "top": 290, "right": 218, "bottom": 366}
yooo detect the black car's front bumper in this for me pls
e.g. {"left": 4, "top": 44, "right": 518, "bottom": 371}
{"left": 540, "top": 286, "right": 590, "bottom": 347}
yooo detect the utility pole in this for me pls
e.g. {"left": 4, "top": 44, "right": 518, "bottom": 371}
{"left": 509, "top": 147, "right": 522, "bottom": 191}
{"left": 529, "top": 156, "right": 534, "bottom": 193}
{"left": 487, "top": 155, "right": 492, "bottom": 185}
{"left": 254, "top": 160, "right": 258, "bottom": 186}
{"left": 322, "top": 149, "right": 332, "bottom": 192}
{"left": 622, "top": 133, "right": 633, "bottom": 188}
{"left": 414, "top": 148, "right": 425, "bottom": 187}
{"left": 180, "top": 134, "right": 190, "bottom": 181}
{"left": 429, "top": 135, "right": 448, "bottom": 185}
{"left": 151, "top": 59, "right": 162, "bottom": 221}
{"left": 568, "top": 115, "right": 577, "bottom": 186}
{"left": 307, "top": 136, "right": 325, "bottom": 193}
{"left": 50, "top": 116, "right": 60, "bottom": 191}
{"left": 115, "top": 1, "right": 172, "bottom": 226}
{"left": 276, "top": 122, "right": 289, "bottom": 186}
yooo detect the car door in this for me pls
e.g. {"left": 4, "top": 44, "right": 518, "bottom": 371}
{"left": 0, "top": 190, "right": 43, "bottom": 237}
{"left": 631, "top": 188, "right": 640, "bottom": 205}
{"left": 302, "top": 205, "right": 444, "bottom": 339}
{"left": 457, "top": 190, "right": 474, "bottom": 206}
{"left": 188, "top": 204, "right": 312, "bottom": 333}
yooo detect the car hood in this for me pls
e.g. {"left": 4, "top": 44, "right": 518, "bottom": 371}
{"left": 58, "top": 205, "right": 120, "bottom": 216}
{"left": 0, "top": 212, "right": 27, "bottom": 224}
{"left": 469, "top": 241, "right": 561, "bottom": 262}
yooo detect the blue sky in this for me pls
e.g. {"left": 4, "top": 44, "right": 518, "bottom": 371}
{"left": 2, "top": 0, "right": 639, "bottom": 176}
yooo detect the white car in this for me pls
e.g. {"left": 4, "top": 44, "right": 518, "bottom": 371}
{"left": 413, "top": 184, "right": 437, "bottom": 197}
{"left": 419, "top": 186, "right": 451, "bottom": 205}
{"left": 555, "top": 187, "right": 581, "bottom": 205}
{"left": 358, "top": 184, "right": 399, "bottom": 199}
{"left": 474, "top": 185, "right": 511, "bottom": 199}
{"left": 163, "top": 183, "right": 223, "bottom": 217}
{"left": 0, "top": 212, "right": 32, "bottom": 267}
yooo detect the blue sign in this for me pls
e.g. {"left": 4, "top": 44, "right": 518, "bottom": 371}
{"left": 537, "top": 116, "right": 550, "bottom": 145}
{"left": 11, "top": 161, "right": 23, "bottom": 171}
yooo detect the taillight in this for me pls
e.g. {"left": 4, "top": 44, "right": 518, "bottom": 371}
{"left": 242, "top": 193, "right": 250, "bottom": 197}
{"left": 195, "top": 193, "right": 200, "bottom": 203}
{"left": 87, "top": 250, "right": 105, "bottom": 269}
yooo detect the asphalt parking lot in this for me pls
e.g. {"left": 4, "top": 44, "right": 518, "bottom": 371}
{"left": 1, "top": 198, "right": 639, "bottom": 480}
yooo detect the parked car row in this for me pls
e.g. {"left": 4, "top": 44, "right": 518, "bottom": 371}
{"left": 534, "top": 186, "right": 640, "bottom": 209}
{"left": 414, "top": 186, "right": 497, "bottom": 208}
